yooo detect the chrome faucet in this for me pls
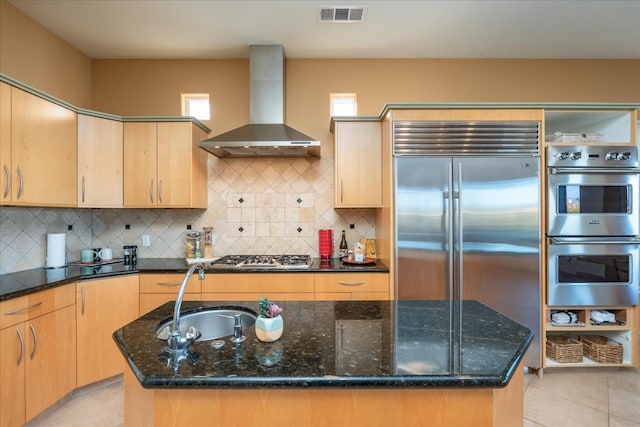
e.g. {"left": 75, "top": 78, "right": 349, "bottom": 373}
{"left": 166, "top": 262, "right": 205, "bottom": 352}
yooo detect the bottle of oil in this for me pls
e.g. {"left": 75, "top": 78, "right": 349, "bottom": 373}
{"left": 339, "top": 230, "right": 348, "bottom": 258}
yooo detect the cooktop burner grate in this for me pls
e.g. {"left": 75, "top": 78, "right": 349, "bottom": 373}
{"left": 211, "top": 255, "right": 311, "bottom": 269}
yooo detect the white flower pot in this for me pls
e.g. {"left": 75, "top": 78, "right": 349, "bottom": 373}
{"left": 255, "top": 315, "right": 283, "bottom": 342}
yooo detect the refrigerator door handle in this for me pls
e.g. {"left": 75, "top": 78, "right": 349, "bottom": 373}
{"left": 447, "top": 162, "right": 454, "bottom": 300}
{"left": 455, "top": 162, "right": 463, "bottom": 300}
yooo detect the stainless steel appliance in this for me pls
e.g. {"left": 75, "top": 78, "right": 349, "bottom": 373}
{"left": 546, "top": 145, "right": 640, "bottom": 306}
{"left": 393, "top": 120, "right": 542, "bottom": 369}
{"left": 211, "top": 255, "right": 311, "bottom": 269}
{"left": 547, "top": 145, "right": 639, "bottom": 237}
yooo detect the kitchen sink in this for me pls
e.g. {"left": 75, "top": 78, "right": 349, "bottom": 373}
{"left": 155, "top": 307, "right": 257, "bottom": 342}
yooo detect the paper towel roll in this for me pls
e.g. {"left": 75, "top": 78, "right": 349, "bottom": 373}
{"left": 46, "top": 233, "right": 66, "bottom": 268}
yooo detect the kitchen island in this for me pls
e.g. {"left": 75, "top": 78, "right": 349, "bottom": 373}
{"left": 114, "top": 299, "right": 532, "bottom": 426}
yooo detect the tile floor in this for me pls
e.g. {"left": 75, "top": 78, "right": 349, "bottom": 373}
{"left": 25, "top": 366, "right": 640, "bottom": 427}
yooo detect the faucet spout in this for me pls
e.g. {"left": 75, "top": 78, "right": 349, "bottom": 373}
{"left": 167, "top": 262, "right": 205, "bottom": 351}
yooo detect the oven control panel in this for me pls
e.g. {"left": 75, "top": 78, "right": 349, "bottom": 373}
{"left": 547, "top": 145, "right": 639, "bottom": 168}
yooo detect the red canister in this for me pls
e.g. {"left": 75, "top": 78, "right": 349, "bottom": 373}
{"left": 318, "top": 229, "right": 334, "bottom": 260}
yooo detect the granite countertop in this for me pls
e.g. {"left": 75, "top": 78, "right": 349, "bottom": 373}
{"left": 113, "top": 299, "right": 533, "bottom": 389}
{"left": 0, "top": 258, "right": 388, "bottom": 301}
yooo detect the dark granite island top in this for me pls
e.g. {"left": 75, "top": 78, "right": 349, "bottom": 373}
{"left": 114, "top": 299, "right": 532, "bottom": 388}
{"left": 116, "top": 299, "right": 532, "bottom": 426}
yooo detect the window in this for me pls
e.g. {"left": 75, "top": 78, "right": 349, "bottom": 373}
{"left": 181, "top": 93, "right": 210, "bottom": 121}
{"left": 330, "top": 93, "right": 357, "bottom": 117}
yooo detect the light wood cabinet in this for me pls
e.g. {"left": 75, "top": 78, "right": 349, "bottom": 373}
{"left": 0, "top": 285, "right": 76, "bottom": 427}
{"left": 0, "top": 82, "right": 10, "bottom": 204}
{"left": 123, "top": 121, "right": 208, "bottom": 208}
{"left": 315, "top": 273, "right": 389, "bottom": 301}
{"left": 8, "top": 87, "right": 77, "bottom": 206}
{"left": 77, "top": 114, "right": 124, "bottom": 207}
{"left": 139, "top": 273, "right": 202, "bottom": 315}
{"left": 76, "top": 276, "right": 139, "bottom": 387}
{"left": 334, "top": 121, "right": 382, "bottom": 207}
{"left": 202, "top": 273, "right": 315, "bottom": 301}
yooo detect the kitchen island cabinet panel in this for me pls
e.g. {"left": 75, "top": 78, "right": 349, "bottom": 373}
{"left": 77, "top": 114, "right": 123, "bottom": 207}
{"left": 76, "top": 276, "right": 139, "bottom": 387}
{"left": 334, "top": 121, "right": 382, "bottom": 207}
{"left": 0, "top": 82, "right": 10, "bottom": 204}
{"left": 9, "top": 87, "right": 77, "bottom": 206}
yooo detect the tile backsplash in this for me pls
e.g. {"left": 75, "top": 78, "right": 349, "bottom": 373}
{"left": 0, "top": 157, "right": 375, "bottom": 274}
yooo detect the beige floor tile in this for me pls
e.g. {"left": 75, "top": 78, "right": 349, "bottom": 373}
{"left": 610, "top": 414, "right": 640, "bottom": 427}
{"left": 528, "top": 368, "right": 609, "bottom": 413}
{"left": 524, "top": 386, "right": 609, "bottom": 427}
{"left": 608, "top": 366, "right": 640, "bottom": 395}
{"left": 26, "top": 378, "right": 123, "bottom": 427}
{"left": 609, "top": 387, "right": 640, "bottom": 424}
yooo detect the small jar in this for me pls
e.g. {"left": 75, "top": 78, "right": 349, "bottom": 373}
{"left": 186, "top": 231, "right": 203, "bottom": 259}
{"left": 123, "top": 245, "right": 131, "bottom": 265}
{"left": 202, "top": 227, "right": 214, "bottom": 258}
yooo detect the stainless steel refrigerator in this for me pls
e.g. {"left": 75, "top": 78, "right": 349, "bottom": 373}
{"left": 394, "top": 121, "right": 542, "bottom": 369}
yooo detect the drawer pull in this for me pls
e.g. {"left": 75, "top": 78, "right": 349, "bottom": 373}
{"left": 156, "top": 282, "right": 181, "bottom": 287}
{"left": 338, "top": 281, "right": 365, "bottom": 286}
{"left": 3, "top": 301, "right": 43, "bottom": 316}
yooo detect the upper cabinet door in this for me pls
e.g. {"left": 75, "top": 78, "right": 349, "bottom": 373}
{"left": 334, "top": 121, "right": 382, "bottom": 208}
{"left": 77, "top": 115, "right": 124, "bottom": 208}
{"left": 123, "top": 122, "right": 158, "bottom": 207}
{"left": 0, "top": 82, "right": 11, "bottom": 205}
{"left": 10, "top": 88, "right": 77, "bottom": 206}
{"left": 157, "top": 122, "right": 192, "bottom": 207}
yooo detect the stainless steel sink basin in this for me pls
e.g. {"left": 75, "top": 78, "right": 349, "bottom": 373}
{"left": 156, "top": 307, "right": 257, "bottom": 342}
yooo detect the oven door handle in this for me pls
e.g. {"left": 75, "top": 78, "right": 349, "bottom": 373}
{"left": 549, "top": 167, "right": 640, "bottom": 174}
{"left": 548, "top": 236, "right": 640, "bottom": 245}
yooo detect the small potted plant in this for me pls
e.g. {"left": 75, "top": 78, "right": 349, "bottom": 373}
{"left": 255, "top": 297, "right": 284, "bottom": 342}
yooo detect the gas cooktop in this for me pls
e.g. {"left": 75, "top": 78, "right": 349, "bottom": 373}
{"left": 211, "top": 255, "right": 311, "bottom": 269}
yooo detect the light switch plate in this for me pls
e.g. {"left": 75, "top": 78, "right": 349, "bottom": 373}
{"left": 142, "top": 235, "right": 151, "bottom": 247}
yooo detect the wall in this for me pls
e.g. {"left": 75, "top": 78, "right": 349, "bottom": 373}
{"left": 0, "top": 0, "right": 92, "bottom": 107}
{"left": 1, "top": 0, "right": 639, "bottom": 274}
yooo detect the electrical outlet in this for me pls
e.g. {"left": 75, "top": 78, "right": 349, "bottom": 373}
{"left": 142, "top": 235, "right": 151, "bottom": 247}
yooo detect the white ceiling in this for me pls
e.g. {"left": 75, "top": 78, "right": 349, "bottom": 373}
{"left": 9, "top": 0, "right": 640, "bottom": 59}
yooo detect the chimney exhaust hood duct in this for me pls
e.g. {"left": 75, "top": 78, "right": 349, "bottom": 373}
{"left": 198, "top": 45, "right": 320, "bottom": 158}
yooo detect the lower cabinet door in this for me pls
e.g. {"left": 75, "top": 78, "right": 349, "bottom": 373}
{"left": 25, "top": 305, "right": 76, "bottom": 423}
{"left": 76, "top": 276, "right": 139, "bottom": 387}
{"left": 0, "top": 324, "right": 27, "bottom": 427}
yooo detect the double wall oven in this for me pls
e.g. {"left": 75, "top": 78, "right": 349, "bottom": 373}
{"left": 547, "top": 145, "right": 640, "bottom": 306}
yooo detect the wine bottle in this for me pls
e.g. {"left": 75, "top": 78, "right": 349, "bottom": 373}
{"left": 339, "top": 230, "right": 348, "bottom": 258}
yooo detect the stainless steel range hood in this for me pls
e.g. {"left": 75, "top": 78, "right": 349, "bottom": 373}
{"left": 198, "top": 45, "right": 320, "bottom": 158}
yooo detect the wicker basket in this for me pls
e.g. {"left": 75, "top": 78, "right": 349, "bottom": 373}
{"left": 580, "top": 335, "right": 623, "bottom": 364}
{"left": 546, "top": 335, "right": 583, "bottom": 363}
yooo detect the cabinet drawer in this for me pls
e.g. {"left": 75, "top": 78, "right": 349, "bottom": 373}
{"left": 314, "top": 273, "right": 389, "bottom": 293}
{"left": 202, "top": 274, "right": 315, "bottom": 294}
{"left": 139, "top": 273, "right": 202, "bottom": 294}
{"left": 139, "top": 293, "right": 201, "bottom": 316}
{"left": 0, "top": 284, "right": 75, "bottom": 329}
{"left": 315, "top": 291, "right": 389, "bottom": 301}
{"left": 202, "top": 292, "right": 315, "bottom": 302}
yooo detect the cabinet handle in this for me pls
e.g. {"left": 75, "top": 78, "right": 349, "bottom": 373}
{"left": 340, "top": 179, "right": 344, "bottom": 203}
{"left": 29, "top": 323, "right": 37, "bottom": 359}
{"left": 158, "top": 179, "right": 163, "bottom": 204}
{"left": 81, "top": 286, "right": 86, "bottom": 315}
{"left": 156, "top": 281, "right": 181, "bottom": 287}
{"left": 16, "top": 166, "right": 23, "bottom": 200}
{"left": 149, "top": 179, "right": 154, "bottom": 204}
{"left": 3, "top": 164, "right": 9, "bottom": 199}
{"left": 338, "top": 281, "right": 365, "bottom": 286}
{"left": 81, "top": 176, "right": 86, "bottom": 203}
{"left": 3, "top": 301, "right": 43, "bottom": 316}
{"left": 16, "top": 328, "right": 24, "bottom": 366}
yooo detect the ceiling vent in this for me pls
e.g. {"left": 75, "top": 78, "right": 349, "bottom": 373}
{"left": 319, "top": 6, "right": 366, "bottom": 23}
